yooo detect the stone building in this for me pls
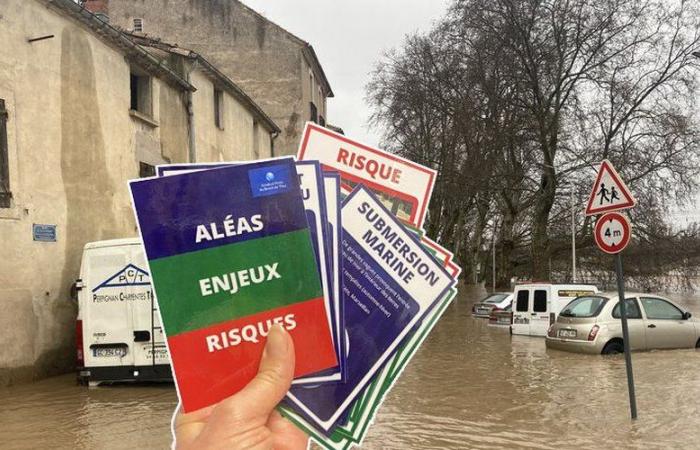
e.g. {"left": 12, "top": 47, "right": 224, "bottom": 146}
{"left": 100, "top": 0, "right": 335, "bottom": 155}
{"left": 0, "top": 0, "right": 278, "bottom": 384}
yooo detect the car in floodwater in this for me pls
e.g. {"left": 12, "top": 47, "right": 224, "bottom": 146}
{"left": 546, "top": 294, "right": 700, "bottom": 354}
{"left": 489, "top": 304, "right": 512, "bottom": 326}
{"left": 472, "top": 292, "right": 513, "bottom": 318}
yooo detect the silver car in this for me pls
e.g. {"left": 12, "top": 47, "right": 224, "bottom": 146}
{"left": 546, "top": 293, "right": 700, "bottom": 354}
{"left": 472, "top": 292, "right": 513, "bottom": 318}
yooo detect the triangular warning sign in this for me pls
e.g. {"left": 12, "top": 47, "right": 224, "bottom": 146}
{"left": 585, "top": 160, "right": 636, "bottom": 216}
{"left": 92, "top": 264, "right": 151, "bottom": 292}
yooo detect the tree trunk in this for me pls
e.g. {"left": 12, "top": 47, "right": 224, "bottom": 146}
{"left": 531, "top": 168, "right": 557, "bottom": 280}
{"left": 497, "top": 207, "right": 515, "bottom": 289}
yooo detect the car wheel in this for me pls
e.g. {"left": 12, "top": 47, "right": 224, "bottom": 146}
{"left": 602, "top": 340, "right": 624, "bottom": 355}
{"left": 696, "top": 338, "right": 700, "bottom": 349}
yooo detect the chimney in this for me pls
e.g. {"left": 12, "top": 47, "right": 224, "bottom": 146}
{"left": 83, "top": 0, "right": 109, "bottom": 22}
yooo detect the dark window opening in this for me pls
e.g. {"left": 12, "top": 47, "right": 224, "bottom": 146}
{"left": 310, "top": 102, "right": 318, "bottom": 123}
{"left": 139, "top": 162, "right": 155, "bottom": 178}
{"left": 130, "top": 71, "right": 152, "bottom": 116}
{"left": 0, "top": 99, "right": 11, "bottom": 208}
{"left": 516, "top": 290, "right": 529, "bottom": 312}
{"left": 533, "top": 290, "right": 547, "bottom": 312}
{"left": 214, "top": 87, "right": 224, "bottom": 129}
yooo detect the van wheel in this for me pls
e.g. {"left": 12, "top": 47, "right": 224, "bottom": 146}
{"left": 602, "top": 340, "right": 624, "bottom": 355}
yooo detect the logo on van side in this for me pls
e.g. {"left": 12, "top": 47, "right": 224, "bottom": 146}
{"left": 92, "top": 264, "right": 151, "bottom": 292}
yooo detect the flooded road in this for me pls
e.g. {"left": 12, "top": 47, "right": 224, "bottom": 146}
{"left": 1, "top": 283, "right": 699, "bottom": 449}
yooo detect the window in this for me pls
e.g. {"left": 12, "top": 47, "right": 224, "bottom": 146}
{"left": 0, "top": 99, "right": 10, "bottom": 208}
{"left": 482, "top": 294, "right": 509, "bottom": 304}
{"left": 560, "top": 296, "right": 607, "bottom": 318}
{"left": 139, "top": 162, "right": 155, "bottom": 178}
{"left": 533, "top": 290, "right": 547, "bottom": 312}
{"left": 310, "top": 102, "right": 318, "bottom": 123}
{"left": 516, "top": 290, "right": 529, "bottom": 312}
{"left": 130, "top": 71, "right": 152, "bottom": 116}
{"left": 309, "top": 72, "right": 315, "bottom": 104}
{"left": 612, "top": 298, "right": 643, "bottom": 319}
{"left": 133, "top": 18, "right": 144, "bottom": 33}
{"left": 214, "top": 87, "right": 224, "bottom": 129}
{"left": 640, "top": 297, "right": 683, "bottom": 320}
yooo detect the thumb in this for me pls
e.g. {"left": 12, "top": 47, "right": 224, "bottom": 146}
{"left": 222, "top": 324, "right": 295, "bottom": 417}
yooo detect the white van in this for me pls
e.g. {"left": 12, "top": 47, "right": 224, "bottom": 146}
{"left": 75, "top": 238, "right": 172, "bottom": 385}
{"left": 511, "top": 283, "right": 599, "bottom": 337}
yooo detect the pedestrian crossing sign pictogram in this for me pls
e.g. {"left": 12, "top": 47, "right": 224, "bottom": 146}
{"left": 585, "top": 160, "right": 636, "bottom": 216}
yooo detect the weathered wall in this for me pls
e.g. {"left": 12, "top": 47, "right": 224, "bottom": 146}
{"left": 108, "top": 0, "right": 324, "bottom": 155}
{"left": 190, "top": 70, "right": 272, "bottom": 162}
{"left": 0, "top": 0, "right": 188, "bottom": 385}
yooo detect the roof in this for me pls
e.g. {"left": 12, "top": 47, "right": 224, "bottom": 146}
{"left": 122, "top": 32, "right": 281, "bottom": 134}
{"left": 237, "top": 0, "right": 334, "bottom": 98}
{"left": 44, "top": 0, "right": 194, "bottom": 92}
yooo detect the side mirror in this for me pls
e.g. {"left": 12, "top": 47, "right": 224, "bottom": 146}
{"left": 683, "top": 311, "right": 692, "bottom": 320}
{"left": 70, "top": 279, "right": 84, "bottom": 302}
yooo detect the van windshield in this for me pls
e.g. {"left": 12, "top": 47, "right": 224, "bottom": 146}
{"left": 559, "top": 296, "right": 607, "bottom": 318}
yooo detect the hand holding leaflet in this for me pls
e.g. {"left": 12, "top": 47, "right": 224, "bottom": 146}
{"left": 174, "top": 325, "right": 308, "bottom": 450}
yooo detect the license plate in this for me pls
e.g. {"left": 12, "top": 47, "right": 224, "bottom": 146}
{"left": 498, "top": 317, "right": 510, "bottom": 324}
{"left": 92, "top": 347, "right": 127, "bottom": 358}
{"left": 558, "top": 329, "right": 577, "bottom": 338}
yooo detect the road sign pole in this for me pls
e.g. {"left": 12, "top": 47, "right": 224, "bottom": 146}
{"left": 615, "top": 253, "right": 638, "bottom": 420}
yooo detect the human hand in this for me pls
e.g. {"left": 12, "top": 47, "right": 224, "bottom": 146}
{"left": 173, "top": 325, "right": 308, "bottom": 450}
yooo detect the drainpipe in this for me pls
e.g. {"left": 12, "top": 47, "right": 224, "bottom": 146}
{"left": 270, "top": 131, "right": 279, "bottom": 158}
{"left": 186, "top": 72, "right": 196, "bottom": 163}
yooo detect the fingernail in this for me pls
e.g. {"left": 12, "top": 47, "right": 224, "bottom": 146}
{"left": 264, "top": 324, "right": 288, "bottom": 360}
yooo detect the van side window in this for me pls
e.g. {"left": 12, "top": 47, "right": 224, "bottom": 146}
{"left": 516, "top": 290, "right": 529, "bottom": 312}
{"left": 533, "top": 290, "right": 547, "bottom": 312}
{"left": 612, "top": 298, "right": 642, "bottom": 319}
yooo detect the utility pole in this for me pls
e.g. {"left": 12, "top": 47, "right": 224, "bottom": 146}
{"left": 492, "top": 230, "right": 496, "bottom": 292}
{"left": 571, "top": 188, "right": 576, "bottom": 282}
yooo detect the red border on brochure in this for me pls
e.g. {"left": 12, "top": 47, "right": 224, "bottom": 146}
{"left": 299, "top": 123, "right": 436, "bottom": 228}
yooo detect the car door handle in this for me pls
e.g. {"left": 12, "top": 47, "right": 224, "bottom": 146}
{"left": 647, "top": 324, "right": 656, "bottom": 329}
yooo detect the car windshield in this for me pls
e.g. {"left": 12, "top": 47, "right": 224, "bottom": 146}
{"left": 483, "top": 294, "right": 509, "bottom": 304}
{"left": 559, "top": 296, "right": 607, "bottom": 318}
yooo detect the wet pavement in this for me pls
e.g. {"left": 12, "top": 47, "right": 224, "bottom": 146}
{"left": 1, "top": 284, "right": 699, "bottom": 449}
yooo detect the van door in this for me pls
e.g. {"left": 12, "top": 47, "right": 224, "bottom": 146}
{"left": 529, "top": 289, "right": 550, "bottom": 336}
{"left": 511, "top": 289, "right": 530, "bottom": 335}
{"left": 83, "top": 247, "right": 136, "bottom": 369}
{"left": 128, "top": 245, "right": 170, "bottom": 368}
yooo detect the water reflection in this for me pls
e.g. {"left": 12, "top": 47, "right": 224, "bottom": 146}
{"left": 364, "top": 285, "right": 700, "bottom": 449}
{"left": 0, "top": 284, "right": 698, "bottom": 449}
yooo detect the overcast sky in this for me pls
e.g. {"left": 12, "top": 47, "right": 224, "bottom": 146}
{"left": 242, "top": 0, "right": 450, "bottom": 148}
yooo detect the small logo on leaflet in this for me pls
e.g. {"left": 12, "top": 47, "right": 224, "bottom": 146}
{"left": 249, "top": 164, "right": 291, "bottom": 198}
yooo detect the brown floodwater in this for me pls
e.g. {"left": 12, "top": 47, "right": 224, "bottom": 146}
{"left": 1, "top": 284, "right": 699, "bottom": 449}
